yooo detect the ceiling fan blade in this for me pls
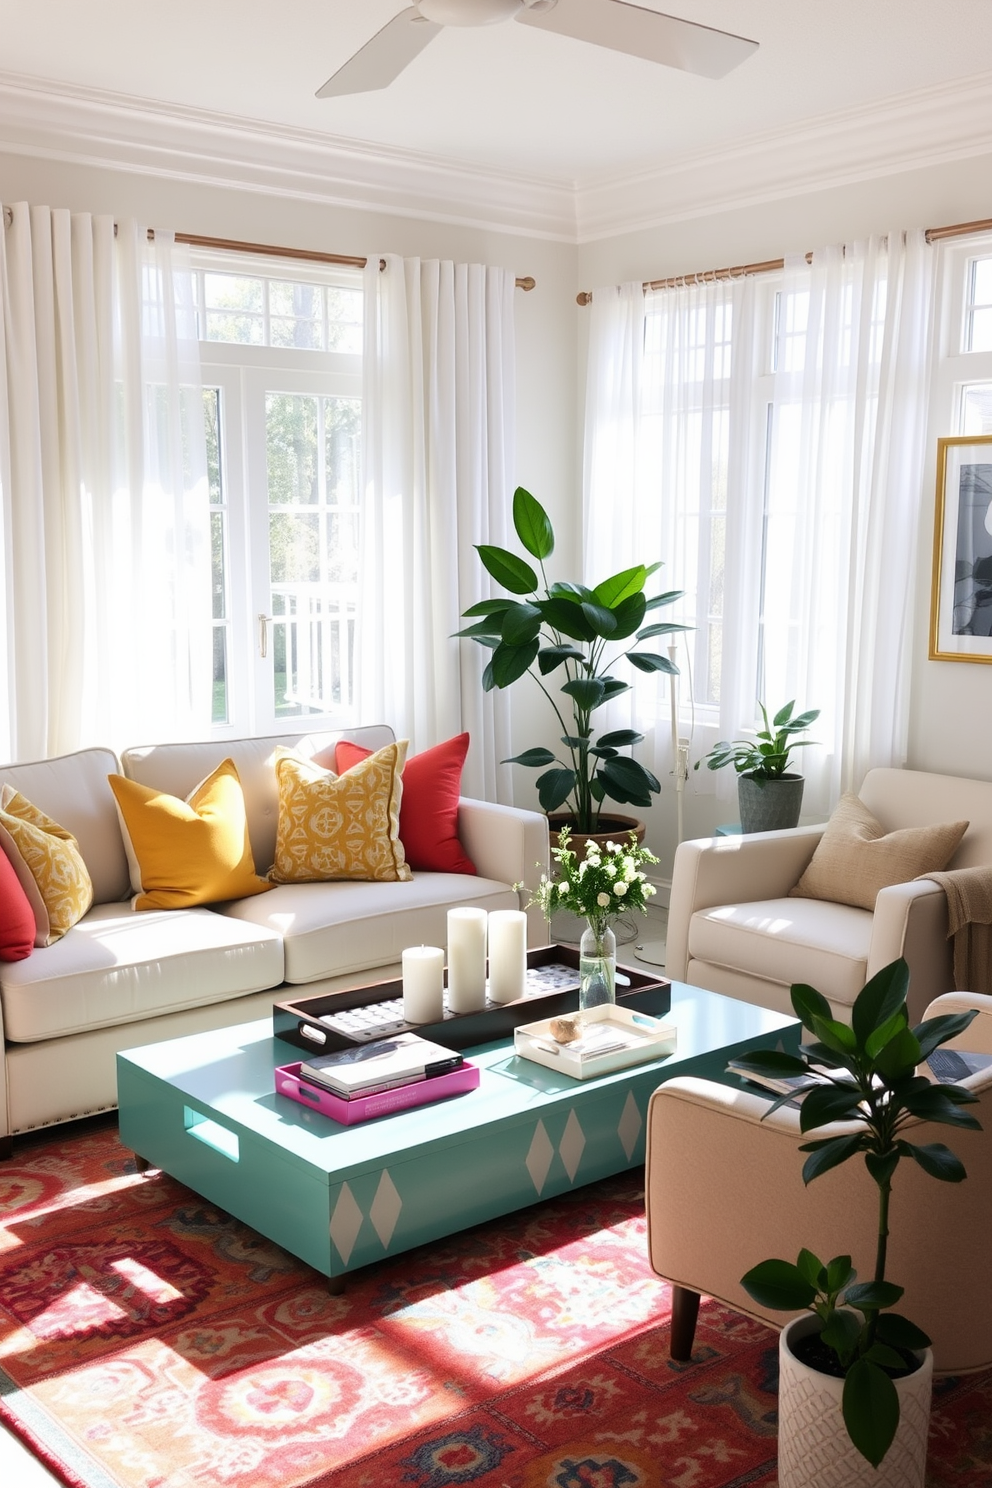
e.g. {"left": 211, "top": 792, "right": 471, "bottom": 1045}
{"left": 316, "top": 8, "right": 442, "bottom": 98}
{"left": 516, "top": 0, "right": 758, "bottom": 80}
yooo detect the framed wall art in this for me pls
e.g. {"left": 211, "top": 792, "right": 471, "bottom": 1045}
{"left": 929, "top": 433, "right": 992, "bottom": 663}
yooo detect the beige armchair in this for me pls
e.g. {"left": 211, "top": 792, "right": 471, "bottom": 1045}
{"left": 644, "top": 991, "right": 992, "bottom": 1375}
{"left": 667, "top": 768, "right": 992, "bottom": 1024}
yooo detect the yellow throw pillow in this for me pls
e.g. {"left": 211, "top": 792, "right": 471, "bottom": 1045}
{"left": 0, "top": 786, "right": 94, "bottom": 946}
{"left": 269, "top": 740, "right": 412, "bottom": 884}
{"left": 108, "top": 758, "right": 272, "bottom": 911}
{"left": 789, "top": 793, "right": 968, "bottom": 911}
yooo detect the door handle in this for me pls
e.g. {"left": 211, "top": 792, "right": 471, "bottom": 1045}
{"left": 258, "top": 613, "right": 272, "bottom": 659}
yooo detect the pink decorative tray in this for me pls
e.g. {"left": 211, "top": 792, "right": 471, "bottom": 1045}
{"left": 275, "top": 1059, "right": 481, "bottom": 1126}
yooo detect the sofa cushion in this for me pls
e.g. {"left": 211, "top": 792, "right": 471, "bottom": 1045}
{"left": 270, "top": 742, "right": 412, "bottom": 884}
{"left": 790, "top": 793, "right": 968, "bottom": 910}
{"left": 688, "top": 896, "right": 874, "bottom": 1008}
{"left": 108, "top": 759, "right": 272, "bottom": 910}
{"left": 0, "top": 787, "right": 94, "bottom": 945}
{"left": 0, "top": 845, "right": 35, "bottom": 962}
{"left": 0, "top": 901, "right": 285, "bottom": 1042}
{"left": 331, "top": 733, "right": 478, "bottom": 876}
{"left": 224, "top": 873, "right": 518, "bottom": 984}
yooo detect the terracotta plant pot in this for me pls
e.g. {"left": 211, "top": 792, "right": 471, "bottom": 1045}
{"left": 547, "top": 812, "right": 646, "bottom": 859}
{"left": 777, "top": 1313, "right": 932, "bottom": 1488}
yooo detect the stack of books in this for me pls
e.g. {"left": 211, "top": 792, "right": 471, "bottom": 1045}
{"left": 275, "top": 1032, "right": 480, "bottom": 1125}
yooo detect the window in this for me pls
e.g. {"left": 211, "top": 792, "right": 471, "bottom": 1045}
{"left": 191, "top": 252, "right": 363, "bottom": 736}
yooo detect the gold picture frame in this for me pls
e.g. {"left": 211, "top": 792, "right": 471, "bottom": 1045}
{"left": 929, "top": 433, "right": 992, "bottom": 663}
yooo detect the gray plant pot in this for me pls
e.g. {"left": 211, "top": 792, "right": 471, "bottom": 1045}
{"left": 737, "top": 772, "right": 805, "bottom": 833}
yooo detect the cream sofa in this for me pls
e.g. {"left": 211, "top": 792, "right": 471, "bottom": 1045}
{"left": 667, "top": 767, "right": 992, "bottom": 1024}
{"left": 0, "top": 726, "right": 549, "bottom": 1154}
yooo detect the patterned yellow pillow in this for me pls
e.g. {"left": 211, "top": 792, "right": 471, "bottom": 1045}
{"left": 270, "top": 741, "right": 412, "bottom": 884}
{"left": 0, "top": 786, "right": 93, "bottom": 946}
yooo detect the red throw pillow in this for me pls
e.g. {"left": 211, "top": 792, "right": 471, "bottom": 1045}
{"left": 0, "top": 843, "right": 36, "bottom": 961}
{"left": 330, "top": 734, "right": 477, "bottom": 875}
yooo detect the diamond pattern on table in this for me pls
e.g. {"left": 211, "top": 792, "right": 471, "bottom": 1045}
{"left": 617, "top": 1091, "right": 642, "bottom": 1160}
{"left": 329, "top": 1182, "right": 364, "bottom": 1265}
{"left": 558, "top": 1110, "right": 586, "bottom": 1181}
{"left": 525, "top": 1120, "right": 555, "bottom": 1195}
{"left": 369, "top": 1170, "right": 402, "bottom": 1249}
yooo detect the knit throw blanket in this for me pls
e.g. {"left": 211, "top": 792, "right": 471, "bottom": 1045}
{"left": 923, "top": 866, "right": 992, "bottom": 998}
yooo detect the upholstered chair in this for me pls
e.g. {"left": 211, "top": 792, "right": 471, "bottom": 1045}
{"left": 644, "top": 991, "right": 992, "bottom": 1374}
{"left": 667, "top": 768, "right": 992, "bottom": 1024}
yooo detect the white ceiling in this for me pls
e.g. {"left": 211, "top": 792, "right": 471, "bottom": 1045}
{"left": 1, "top": 1, "right": 992, "bottom": 237}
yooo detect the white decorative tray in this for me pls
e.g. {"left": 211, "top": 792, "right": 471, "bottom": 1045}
{"left": 514, "top": 1003, "right": 677, "bottom": 1080}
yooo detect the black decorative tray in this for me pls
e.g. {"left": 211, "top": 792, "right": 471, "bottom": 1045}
{"left": 273, "top": 943, "right": 671, "bottom": 1056}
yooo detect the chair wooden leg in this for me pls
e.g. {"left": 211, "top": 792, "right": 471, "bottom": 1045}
{"left": 670, "top": 1285, "right": 701, "bottom": 1361}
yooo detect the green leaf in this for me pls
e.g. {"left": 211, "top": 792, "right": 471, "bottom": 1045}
{"left": 644, "top": 588, "right": 684, "bottom": 611}
{"left": 873, "top": 1026, "right": 923, "bottom": 1080}
{"left": 797, "top": 1247, "right": 828, "bottom": 1287}
{"left": 627, "top": 651, "right": 678, "bottom": 674}
{"left": 726, "top": 1050, "right": 810, "bottom": 1080}
{"left": 800, "top": 1133, "right": 864, "bottom": 1184}
{"left": 864, "top": 1342, "right": 909, "bottom": 1371}
{"left": 562, "top": 677, "right": 607, "bottom": 711}
{"left": 851, "top": 958, "right": 909, "bottom": 1047}
{"left": 798, "top": 1082, "right": 864, "bottom": 1133}
{"left": 825, "top": 1254, "right": 856, "bottom": 1293}
{"left": 821, "top": 1309, "right": 862, "bottom": 1359}
{"left": 791, "top": 983, "right": 834, "bottom": 1031}
{"left": 844, "top": 1280, "right": 903, "bottom": 1313}
{"left": 601, "top": 678, "right": 630, "bottom": 701}
{"left": 900, "top": 1085, "right": 981, "bottom": 1128}
{"left": 842, "top": 1358, "right": 899, "bottom": 1468}
{"left": 608, "top": 592, "right": 648, "bottom": 639}
{"left": 809, "top": 1012, "right": 858, "bottom": 1058}
{"left": 489, "top": 639, "right": 540, "bottom": 687}
{"left": 740, "top": 1259, "right": 816, "bottom": 1311}
{"left": 461, "top": 598, "right": 515, "bottom": 618}
{"left": 898, "top": 1139, "right": 968, "bottom": 1182}
{"left": 875, "top": 1312, "right": 931, "bottom": 1350}
{"left": 502, "top": 748, "right": 556, "bottom": 768}
{"left": 500, "top": 602, "right": 543, "bottom": 645}
{"left": 476, "top": 543, "right": 538, "bottom": 595}
{"left": 536, "top": 768, "right": 575, "bottom": 812}
{"left": 799, "top": 1039, "right": 847, "bottom": 1069}
{"left": 481, "top": 658, "right": 496, "bottom": 692}
{"left": 454, "top": 618, "right": 505, "bottom": 639}
{"left": 601, "top": 756, "right": 661, "bottom": 797}
{"left": 539, "top": 596, "right": 595, "bottom": 642}
{"left": 549, "top": 581, "right": 595, "bottom": 602}
{"left": 636, "top": 621, "right": 690, "bottom": 641}
{"left": 865, "top": 1149, "right": 900, "bottom": 1187}
{"left": 772, "top": 700, "right": 795, "bottom": 727}
{"left": 538, "top": 644, "right": 585, "bottom": 675}
{"left": 597, "top": 772, "right": 652, "bottom": 809}
{"left": 864, "top": 1009, "right": 911, "bottom": 1062}
{"left": 580, "top": 601, "right": 618, "bottom": 637}
{"left": 512, "top": 486, "right": 555, "bottom": 560}
{"left": 595, "top": 729, "right": 644, "bottom": 748}
{"left": 913, "top": 1009, "right": 980, "bottom": 1061}
{"left": 593, "top": 565, "right": 647, "bottom": 608}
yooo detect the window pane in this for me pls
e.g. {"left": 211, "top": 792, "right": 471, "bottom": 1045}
{"left": 203, "top": 389, "right": 222, "bottom": 503}
{"left": 212, "top": 628, "right": 228, "bottom": 725}
{"left": 327, "top": 285, "right": 363, "bottom": 354}
{"left": 962, "top": 384, "right": 992, "bottom": 435}
{"left": 267, "top": 393, "right": 318, "bottom": 504}
{"left": 211, "top": 512, "right": 226, "bottom": 620}
{"left": 970, "top": 307, "right": 992, "bottom": 355}
{"left": 325, "top": 397, "right": 361, "bottom": 503}
{"left": 270, "top": 511, "right": 319, "bottom": 584}
{"left": 203, "top": 273, "right": 265, "bottom": 344}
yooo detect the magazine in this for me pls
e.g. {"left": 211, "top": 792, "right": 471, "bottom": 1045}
{"left": 299, "top": 1033, "right": 463, "bottom": 1096}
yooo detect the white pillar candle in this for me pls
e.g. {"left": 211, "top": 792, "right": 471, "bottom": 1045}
{"left": 402, "top": 945, "right": 445, "bottom": 1025}
{"left": 446, "top": 907, "right": 488, "bottom": 1014}
{"left": 487, "top": 909, "right": 527, "bottom": 1005}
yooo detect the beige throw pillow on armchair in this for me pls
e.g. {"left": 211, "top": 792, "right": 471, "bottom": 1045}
{"left": 789, "top": 793, "right": 968, "bottom": 911}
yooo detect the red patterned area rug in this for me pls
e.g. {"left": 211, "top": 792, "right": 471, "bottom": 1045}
{"left": 1, "top": 1124, "right": 990, "bottom": 1488}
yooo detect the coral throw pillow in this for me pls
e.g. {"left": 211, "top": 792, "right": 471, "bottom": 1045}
{"left": 0, "top": 843, "right": 37, "bottom": 960}
{"left": 108, "top": 758, "right": 272, "bottom": 911}
{"left": 270, "top": 740, "right": 411, "bottom": 884}
{"left": 790, "top": 793, "right": 968, "bottom": 911}
{"left": 330, "top": 733, "right": 477, "bottom": 875}
{"left": 0, "top": 786, "right": 94, "bottom": 945}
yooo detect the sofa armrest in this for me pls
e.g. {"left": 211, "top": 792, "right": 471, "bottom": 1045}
{"left": 667, "top": 825, "right": 826, "bottom": 980}
{"left": 457, "top": 798, "right": 550, "bottom": 946}
{"left": 868, "top": 879, "right": 953, "bottom": 1020}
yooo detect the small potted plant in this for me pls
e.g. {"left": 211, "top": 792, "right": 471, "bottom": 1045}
{"left": 529, "top": 827, "right": 658, "bottom": 1008}
{"left": 734, "top": 958, "right": 980, "bottom": 1485}
{"left": 456, "top": 486, "right": 689, "bottom": 837}
{"left": 696, "top": 699, "right": 819, "bottom": 831}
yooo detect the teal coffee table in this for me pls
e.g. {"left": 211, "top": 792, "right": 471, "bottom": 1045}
{"left": 116, "top": 982, "right": 797, "bottom": 1287}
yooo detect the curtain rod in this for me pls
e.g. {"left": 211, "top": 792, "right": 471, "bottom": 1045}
{"left": 575, "top": 214, "right": 992, "bottom": 305}
{"left": 0, "top": 211, "right": 536, "bottom": 289}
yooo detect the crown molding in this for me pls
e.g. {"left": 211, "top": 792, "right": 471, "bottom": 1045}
{"left": 576, "top": 68, "right": 992, "bottom": 242}
{"left": 0, "top": 67, "right": 990, "bottom": 248}
{"left": 0, "top": 71, "right": 578, "bottom": 242}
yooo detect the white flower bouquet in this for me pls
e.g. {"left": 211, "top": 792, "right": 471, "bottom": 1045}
{"left": 531, "top": 827, "right": 658, "bottom": 937}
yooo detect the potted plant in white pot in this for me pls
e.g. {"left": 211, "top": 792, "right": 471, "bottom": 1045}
{"left": 733, "top": 958, "right": 981, "bottom": 1486}
{"left": 696, "top": 699, "right": 819, "bottom": 831}
{"left": 456, "top": 486, "right": 689, "bottom": 842}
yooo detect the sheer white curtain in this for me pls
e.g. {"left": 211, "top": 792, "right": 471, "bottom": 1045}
{"left": 583, "top": 230, "right": 935, "bottom": 815}
{"left": 358, "top": 254, "right": 516, "bottom": 801}
{"left": 0, "top": 204, "right": 210, "bottom": 761}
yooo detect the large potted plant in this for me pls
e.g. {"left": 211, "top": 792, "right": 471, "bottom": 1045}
{"left": 456, "top": 486, "right": 688, "bottom": 837}
{"left": 696, "top": 698, "right": 819, "bottom": 831}
{"left": 734, "top": 958, "right": 980, "bottom": 1486}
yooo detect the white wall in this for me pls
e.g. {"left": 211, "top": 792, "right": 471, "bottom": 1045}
{"left": 0, "top": 148, "right": 579, "bottom": 809}
{"left": 577, "top": 151, "right": 992, "bottom": 873}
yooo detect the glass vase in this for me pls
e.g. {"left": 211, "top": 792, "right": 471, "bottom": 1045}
{"left": 579, "top": 921, "right": 616, "bottom": 1010}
